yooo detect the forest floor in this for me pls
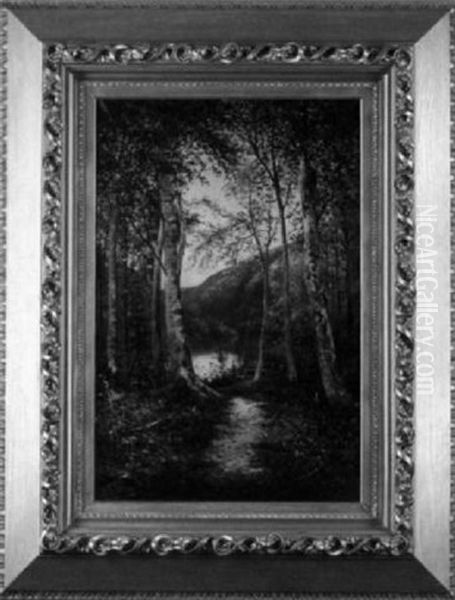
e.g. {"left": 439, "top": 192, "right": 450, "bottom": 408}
{"left": 95, "top": 375, "right": 360, "bottom": 502}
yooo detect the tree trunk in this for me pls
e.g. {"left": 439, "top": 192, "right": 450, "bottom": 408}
{"left": 106, "top": 200, "right": 118, "bottom": 378}
{"left": 345, "top": 243, "right": 358, "bottom": 332}
{"left": 116, "top": 215, "right": 129, "bottom": 386}
{"left": 274, "top": 182, "right": 297, "bottom": 382}
{"left": 151, "top": 218, "right": 164, "bottom": 370}
{"left": 253, "top": 258, "right": 270, "bottom": 382}
{"left": 159, "top": 173, "right": 195, "bottom": 383}
{"left": 298, "top": 156, "right": 350, "bottom": 406}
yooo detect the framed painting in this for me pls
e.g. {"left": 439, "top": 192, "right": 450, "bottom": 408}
{"left": 2, "top": 1, "right": 452, "bottom": 597}
{"left": 90, "top": 94, "right": 362, "bottom": 506}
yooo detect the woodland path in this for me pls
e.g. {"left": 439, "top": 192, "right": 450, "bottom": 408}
{"left": 206, "top": 396, "right": 267, "bottom": 476}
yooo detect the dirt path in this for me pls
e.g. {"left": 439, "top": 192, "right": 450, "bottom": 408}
{"left": 207, "top": 396, "right": 266, "bottom": 476}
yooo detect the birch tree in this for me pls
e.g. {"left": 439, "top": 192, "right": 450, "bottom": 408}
{"left": 228, "top": 103, "right": 299, "bottom": 382}
{"left": 98, "top": 100, "right": 236, "bottom": 389}
{"left": 192, "top": 164, "right": 278, "bottom": 381}
{"left": 298, "top": 154, "right": 350, "bottom": 405}
{"left": 226, "top": 167, "right": 278, "bottom": 382}
{"left": 287, "top": 101, "right": 359, "bottom": 405}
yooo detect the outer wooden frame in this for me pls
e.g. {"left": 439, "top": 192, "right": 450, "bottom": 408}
{"left": 2, "top": 1, "right": 452, "bottom": 597}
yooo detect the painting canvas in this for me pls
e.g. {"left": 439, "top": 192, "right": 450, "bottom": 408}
{"left": 94, "top": 98, "right": 360, "bottom": 502}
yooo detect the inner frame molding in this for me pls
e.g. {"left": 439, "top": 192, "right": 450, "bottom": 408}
{"left": 39, "top": 42, "right": 415, "bottom": 557}
{"left": 75, "top": 79, "right": 375, "bottom": 526}
{"left": 75, "top": 78, "right": 378, "bottom": 535}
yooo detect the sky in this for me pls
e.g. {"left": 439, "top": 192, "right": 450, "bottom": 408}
{"left": 180, "top": 164, "right": 289, "bottom": 289}
{"left": 180, "top": 170, "right": 232, "bottom": 288}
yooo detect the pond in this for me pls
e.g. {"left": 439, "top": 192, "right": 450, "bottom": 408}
{"left": 192, "top": 351, "right": 242, "bottom": 381}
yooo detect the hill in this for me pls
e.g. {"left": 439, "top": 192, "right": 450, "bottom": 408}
{"left": 182, "top": 243, "right": 310, "bottom": 357}
{"left": 182, "top": 241, "right": 359, "bottom": 389}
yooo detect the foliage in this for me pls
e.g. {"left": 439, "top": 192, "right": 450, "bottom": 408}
{"left": 95, "top": 377, "right": 225, "bottom": 500}
{"left": 255, "top": 382, "right": 360, "bottom": 501}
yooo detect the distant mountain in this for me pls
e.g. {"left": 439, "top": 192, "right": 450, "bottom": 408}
{"left": 182, "top": 244, "right": 309, "bottom": 354}
{"left": 182, "top": 241, "right": 360, "bottom": 390}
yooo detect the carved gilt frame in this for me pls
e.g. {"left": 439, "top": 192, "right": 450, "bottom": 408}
{"left": 41, "top": 43, "right": 410, "bottom": 555}
{"left": 2, "top": 1, "right": 452, "bottom": 597}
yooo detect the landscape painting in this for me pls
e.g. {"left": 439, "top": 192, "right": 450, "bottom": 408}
{"left": 94, "top": 98, "right": 361, "bottom": 502}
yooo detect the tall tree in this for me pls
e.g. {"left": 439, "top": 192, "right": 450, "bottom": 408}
{"left": 150, "top": 216, "right": 164, "bottom": 369}
{"left": 98, "top": 100, "right": 236, "bottom": 388}
{"left": 230, "top": 103, "right": 298, "bottom": 381}
{"left": 193, "top": 163, "right": 279, "bottom": 381}
{"left": 226, "top": 166, "right": 278, "bottom": 381}
{"left": 285, "top": 100, "right": 359, "bottom": 404}
{"left": 298, "top": 154, "right": 350, "bottom": 405}
{"left": 106, "top": 198, "right": 118, "bottom": 376}
{"left": 97, "top": 104, "right": 163, "bottom": 384}
{"left": 159, "top": 170, "right": 196, "bottom": 382}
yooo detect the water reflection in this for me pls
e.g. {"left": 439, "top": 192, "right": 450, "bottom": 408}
{"left": 192, "top": 351, "right": 241, "bottom": 381}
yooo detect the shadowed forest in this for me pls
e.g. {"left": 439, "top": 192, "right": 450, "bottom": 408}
{"left": 95, "top": 99, "right": 360, "bottom": 501}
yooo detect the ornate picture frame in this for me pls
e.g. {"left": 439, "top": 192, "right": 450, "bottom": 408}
{"left": 42, "top": 43, "right": 407, "bottom": 552}
{"left": 2, "top": 1, "right": 452, "bottom": 597}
